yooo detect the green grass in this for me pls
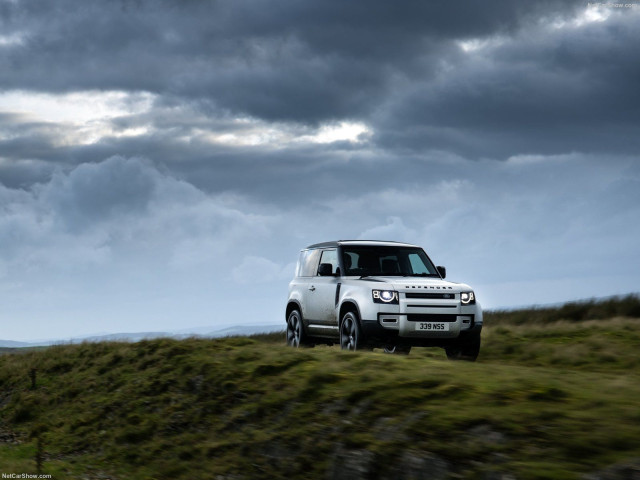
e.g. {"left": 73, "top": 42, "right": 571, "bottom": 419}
{"left": 1, "top": 298, "right": 639, "bottom": 479}
{"left": 484, "top": 294, "right": 640, "bottom": 325}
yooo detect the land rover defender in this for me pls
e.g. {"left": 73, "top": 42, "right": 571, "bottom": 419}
{"left": 285, "top": 240, "right": 482, "bottom": 360}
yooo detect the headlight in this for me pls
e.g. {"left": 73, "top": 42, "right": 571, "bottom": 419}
{"left": 460, "top": 291, "right": 476, "bottom": 305}
{"left": 372, "top": 290, "right": 399, "bottom": 304}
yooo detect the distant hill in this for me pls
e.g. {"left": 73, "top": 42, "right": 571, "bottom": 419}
{"left": 0, "top": 324, "right": 283, "bottom": 348}
{"left": 0, "top": 339, "right": 33, "bottom": 348}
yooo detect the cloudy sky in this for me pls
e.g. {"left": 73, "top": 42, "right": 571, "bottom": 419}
{"left": 1, "top": 0, "right": 639, "bottom": 341}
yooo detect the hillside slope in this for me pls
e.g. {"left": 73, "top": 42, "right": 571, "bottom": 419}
{"left": 1, "top": 301, "right": 640, "bottom": 479}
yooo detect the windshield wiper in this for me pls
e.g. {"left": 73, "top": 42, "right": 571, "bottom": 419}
{"left": 361, "top": 273, "right": 407, "bottom": 278}
{"left": 403, "top": 273, "right": 439, "bottom": 277}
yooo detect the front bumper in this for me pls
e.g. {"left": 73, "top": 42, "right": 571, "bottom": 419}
{"left": 377, "top": 312, "right": 475, "bottom": 338}
{"left": 359, "top": 291, "right": 482, "bottom": 346}
{"left": 361, "top": 320, "right": 482, "bottom": 347}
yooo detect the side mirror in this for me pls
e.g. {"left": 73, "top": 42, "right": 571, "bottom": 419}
{"left": 318, "top": 263, "right": 334, "bottom": 276}
{"left": 436, "top": 266, "right": 446, "bottom": 279}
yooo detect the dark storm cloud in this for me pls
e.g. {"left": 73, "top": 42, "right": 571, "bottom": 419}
{"left": 38, "top": 156, "right": 159, "bottom": 231}
{"left": 0, "top": 113, "right": 66, "bottom": 160}
{"left": 374, "top": 8, "right": 640, "bottom": 158}
{"left": 3, "top": 0, "right": 636, "bottom": 161}
{"left": 1, "top": 0, "right": 583, "bottom": 125}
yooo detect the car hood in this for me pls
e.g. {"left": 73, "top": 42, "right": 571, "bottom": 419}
{"left": 358, "top": 276, "right": 471, "bottom": 292}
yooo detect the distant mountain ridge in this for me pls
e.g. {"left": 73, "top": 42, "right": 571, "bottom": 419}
{"left": 0, "top": 324, "right": 283, "bottom": 348}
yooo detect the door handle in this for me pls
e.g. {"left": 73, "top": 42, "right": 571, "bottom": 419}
{"left": 309, "top": 285, "right": 316, "bottom": 291}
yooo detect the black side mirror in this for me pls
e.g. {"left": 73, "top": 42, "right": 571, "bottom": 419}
{"left": 318, "top": 263, "right": 334, "bottom": 276}
{"left": 437, "top": 266, "right": 446, "bottom": 279}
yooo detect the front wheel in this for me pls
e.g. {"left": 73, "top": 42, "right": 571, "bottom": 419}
{"left": 286, "top": 309, "right": 306, "bottom": 347}
{"left": 340, "top": 311, "right": 364, "bottom": 351}
{"left": 445, "top": 336, "right": 480, "bottom": 361}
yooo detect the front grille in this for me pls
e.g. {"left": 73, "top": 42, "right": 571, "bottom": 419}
{"left": 405, "top": 292, "right": 455, "bottom": 299}
{"left": 407, "top": 314, "right": 458, "bottom": 322}
{"left": 407, "top": 304, "right": 457, "bottom": 309}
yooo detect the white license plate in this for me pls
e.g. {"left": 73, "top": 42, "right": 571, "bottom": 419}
{"left": 416, "top": 322, "right": 449, "bottom": 331}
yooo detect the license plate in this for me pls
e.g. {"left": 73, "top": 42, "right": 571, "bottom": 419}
{"left": 416, "top": 322, "right": 449, "bottom": 331}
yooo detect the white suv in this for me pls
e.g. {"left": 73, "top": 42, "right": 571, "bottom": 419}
{"left": 285, "top": 240, "right": 483, "bottom": 360}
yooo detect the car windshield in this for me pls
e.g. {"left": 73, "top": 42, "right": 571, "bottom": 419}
{"left": 341, "top": 246, "right": 439, "bottom": 277}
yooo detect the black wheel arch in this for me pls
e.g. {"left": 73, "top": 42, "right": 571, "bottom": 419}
{"left": 286, "top": 300, "right": 303, "bottom": 320}
{"left": 338, "top": 300, "right": 362, "bottom": 326}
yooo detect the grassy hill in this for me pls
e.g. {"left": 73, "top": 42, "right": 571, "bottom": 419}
{"left": 1, "top": 295, "right": 639, "bottom": 479}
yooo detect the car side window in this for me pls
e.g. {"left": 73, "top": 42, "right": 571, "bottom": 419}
{"left": 298, "top": 249, "right": 322, "bottom": 277}
{"left": 318, "top": 249, "right": 338, "bottom": 275}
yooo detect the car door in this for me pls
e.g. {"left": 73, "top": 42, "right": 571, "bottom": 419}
{"left": 294, "top": 248, "right": 321, "bottom": 324}
{"left": 304, "top": 248, "right": 341, "bottom": 337}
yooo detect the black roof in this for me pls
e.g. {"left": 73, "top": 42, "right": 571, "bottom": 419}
{"left": 305, "top": 240, "right": 418, "bottom": 249}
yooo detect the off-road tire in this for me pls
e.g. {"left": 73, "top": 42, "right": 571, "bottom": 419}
{"left": 286, "top": 309, "right": 307, "bottom": 348}
{"left": 340, "top": 311, "right": 364, "bottom": 351}
{"left": 445, "top": 335, "right": 481, "bottom": 361}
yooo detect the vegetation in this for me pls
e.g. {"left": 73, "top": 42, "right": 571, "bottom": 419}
{"left": 484, "top": 293, "right": 640, "bottom": 325}
{"left": 1, "top": 295, "right": 639, "bottom": 479}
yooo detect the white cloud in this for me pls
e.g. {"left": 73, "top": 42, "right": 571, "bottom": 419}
{"left": 552, "top": 4, "right": 613, "bottom": 30}
{"left": 193, "top": 118, "right": 371, "bottom": 147}
{"left": 0, "top": 90, "right": 154, "bottom": 125}
{"left": 301, "top": 122, "right": 371, "bottom": 144}
{"left": 232, "top": 256, "right": 293, "bottom": 284}
{"left": 1, "top": 89, "right": 373, "bottom": 151}
{"left": 0, "top": 32, "right": 25, "bottom": 47}
{"left": 457, "top": 36, "right": 506, "bottom": 53}
{"left": 456, "top": 3, "right": 619, "bottom": 56}
{"left": 505, "top": 153, "right": 578, "bottom": 165}
{"left": 358, "top": 216, "right": 416, "bottom": 242}
{"left": 0, "top": 90, "right": 155, "bottom": 146}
